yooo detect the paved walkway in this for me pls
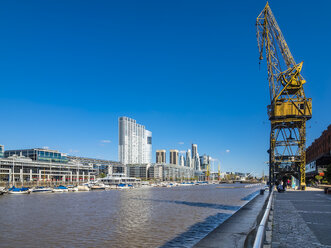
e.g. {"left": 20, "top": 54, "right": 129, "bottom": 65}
{"left": 272, "top": 189, "right": 331, "bottom": 248}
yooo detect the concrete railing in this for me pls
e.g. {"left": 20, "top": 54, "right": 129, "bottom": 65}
{"left": 253, "top": 188, "right": 274, "bottom": 248}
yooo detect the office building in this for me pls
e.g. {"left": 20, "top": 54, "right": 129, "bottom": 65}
{"left": 68, "top": 156, "right": 125, "bottom": 177}
{"left": 180, "top": 155, "right": 185, "bottom": 166}
{"left": 4, "top": 148, "right": 68, "bottom": 163}
{"left": 192, "top": 144, "right": 198, "bottom": 158}
{"left": 170, "top": 150, "right": 179, "bottom": 165}
{"left": 191, "top": 144, "right": 201, "bottom": 171}
{"left": 127, "top": 164, "right": 150, "bottom": 179}
{"left": 186, "top": 149, "right": 192, "bottom": 168}
{"left": 118, "top": 116, "right": 152, "bottom": 165}
{"left": 306, "top": 124, "right": 331, "bottom": 179}
{"left": 1, "top": 147, "right": 96, "bottom": 183}
{"left": 0, "top": 145, "right": 3, "bottom": 158}
{"left": 129, "top": 163, "right": 194, "bottom": 181}
{"left": 156, "top": 150, "right": 166, "bottom": 163}
{"left": 200, "top": 154, "right": 211, "bottom": 170}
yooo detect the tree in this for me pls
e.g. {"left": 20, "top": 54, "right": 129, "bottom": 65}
{"left": 315, "top": 175, "right": 323, "bottom": 184}
{"left": 99, "top": 173, "right": 106, "bottom": 178}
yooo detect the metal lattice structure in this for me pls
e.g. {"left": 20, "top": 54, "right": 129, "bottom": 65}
{"left": 256, "top": 3, "right": 312, "bottom": 190}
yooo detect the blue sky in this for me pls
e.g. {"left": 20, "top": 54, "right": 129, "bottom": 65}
{"left": 0, "top": 0, "right": 330, "bottom": 175}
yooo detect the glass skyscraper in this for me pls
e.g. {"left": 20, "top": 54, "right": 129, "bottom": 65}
{"left": 118, "top": 117, "right": 152, "bottom": 165}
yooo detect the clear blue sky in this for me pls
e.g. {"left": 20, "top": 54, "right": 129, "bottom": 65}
{"left": 0, "top": 0, "right": 330, "bottom": 175}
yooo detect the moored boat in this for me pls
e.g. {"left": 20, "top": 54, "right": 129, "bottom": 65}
{"left": 117, "top": 183, "right": 133, "bottom": 189}
{"left": 77, "top": 184, "right": 90, "bottom": 191}
{"left": 0, "top": 187, "right": 7, "bottom": 194}
{"left": 8, "top": 186, "right": 30, "bottom": 194}
{"left": 31, "top": 186, "right": 53, "bottom": 193}
{"left": 67, "top": 185, "right": 78, "bottom": 192}
{"left": 52, "top": 185, "right": 69, "bottom": 192}
{"left": 90, "top": 184, "right": 106, "bottom": 190}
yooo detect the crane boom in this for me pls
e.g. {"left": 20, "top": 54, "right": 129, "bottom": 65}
{"left": 256, "top": 3, "right": 312, "bottom": 190}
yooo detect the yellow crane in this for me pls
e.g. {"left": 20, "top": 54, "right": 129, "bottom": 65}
{"left": 256, "top": 2, "right": 312, "bottom": 190}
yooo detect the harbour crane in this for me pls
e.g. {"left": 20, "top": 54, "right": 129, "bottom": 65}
{"left": 256, "top": 3, "right": 312, "bottom": 190}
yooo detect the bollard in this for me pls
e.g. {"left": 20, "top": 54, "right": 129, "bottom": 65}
{"left": 260, "top": 189, "right": 265, "bottom": 195}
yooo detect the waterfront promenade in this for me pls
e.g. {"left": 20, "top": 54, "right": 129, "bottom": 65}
{"left": 271, "top": 188, "right": 331, "bottom": 248}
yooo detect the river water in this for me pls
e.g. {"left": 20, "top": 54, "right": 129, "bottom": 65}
{"left": 0, "top": 184, "right": 262, "bottom": 248}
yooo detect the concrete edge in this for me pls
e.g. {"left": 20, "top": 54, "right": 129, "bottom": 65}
{"left": 194, "top": 190, "right": 270, "bottom": 248}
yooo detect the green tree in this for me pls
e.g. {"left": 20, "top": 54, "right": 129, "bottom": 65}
{"left": 315, "top": 175, "right": 323, "bottom": 184}
{"left": 99, "top": 173, "right": 106, "bottom": 178}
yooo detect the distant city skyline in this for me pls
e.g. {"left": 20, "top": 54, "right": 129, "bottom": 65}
{"left": 0, "top": 0, "right": 330, "bottom": 176}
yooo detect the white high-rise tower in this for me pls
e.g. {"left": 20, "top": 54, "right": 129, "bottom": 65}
{"left": 191, "top": 144, "right": 201, "bottom": 171}
{"left": 186, "top": 149, "right": 192, "bottom": 168}
{"left": 118, "top": 117, "right": 152, "bottom": 165}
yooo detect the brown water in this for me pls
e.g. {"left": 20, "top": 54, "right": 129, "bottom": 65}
{"left": 0, "top": 184, "right": 262, "bottom": 248}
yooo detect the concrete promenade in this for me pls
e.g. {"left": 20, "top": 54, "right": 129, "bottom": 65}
{"left": 195, "top": 192, "right": 269, "bottom": 248}
{"left": 271, "top": 188, "right": 331, "bottom": 248}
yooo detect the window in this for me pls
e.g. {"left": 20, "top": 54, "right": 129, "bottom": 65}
{"left": 147, "top": 136, "right": 152, "bottom": 144}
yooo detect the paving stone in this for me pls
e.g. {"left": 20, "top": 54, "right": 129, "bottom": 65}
{"left": 271, "top": 190, "right": 331, "bottom": 248}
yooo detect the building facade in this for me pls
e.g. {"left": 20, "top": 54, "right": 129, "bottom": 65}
{"left": 118, "top": 116, "right": 152, "bottom": 165}
{"left": 186, "top": 149, "right": 192, "bottom": 168}
{"left": 180, "top": 155, "right": 185, "bottom": 166}
{"left": 306, "top": 125, "right": 331, "bottom": 179}
{"left": 4, "top": 148, "right": 68, "bottom": 163}
{"left": 67, "top": 156, "right": 125, "bottom": 177}
{"left": 169, "top": 150, "right": 179, "bottom": 165}
{"left": 128, "top": 163, "right": 194, "bottom": 181}
{"left": 200, "top": 154, "right": 211, "bottom": 171}
{"left": 0, "top": 154, "right": 96, "bottom": 183}
{"left": 191, "top": 144, "right": 201, "bottom": 171}
{"left": 0, "top": 145, "right": 3, "bottom": 158}
{"left": 156, "top": 150, "right": 166, "bottom": 163}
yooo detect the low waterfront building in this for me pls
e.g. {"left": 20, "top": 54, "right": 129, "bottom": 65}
{"left": 127, "top": 164, "right": 150, "bottom": 180}
{"left": 5, "top": 148, "right": 68, "bottom": 164}
{"left": 148, "top": 164, "right": 163, "bottom": 180}
{"left": 97, "top": 176, "right": 141, "bottom": 187}
{"left": 0, "top": 154, "right": 96, "bottom": 184}
{"left": 67, "top": 156, "right": 125, "bottom": 177}
{"left": 127, "top": 163, "right": 194, "bottom": 181}
{"left": 160, "top": 163, "right": 194, "bottom": 181}
{"left": 306, "top": 124, "right": 331, "bottom": 180}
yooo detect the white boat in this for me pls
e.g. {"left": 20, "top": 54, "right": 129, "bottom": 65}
{"left": 8, "top": 187, "right": 30, "bottom": 194}
{"left": 77, "top": 184, "right": 90, "bottom": 191}
{"left": 52, "top": 185, "right": 69, "bottom": 192}
{"left": 117, "top": 183, "right": 133, "bottom": 189}
{"left": 67, "top": 185, "right": 78, "bottom": 192}
{"left": 0, "top": 187, "right": 7, "bottom": 194}
{"left": 90, "top": 183, "right": 107, "bottom": 190}
{"left": 31, "top": 187, "right": 53, "bottom": 193}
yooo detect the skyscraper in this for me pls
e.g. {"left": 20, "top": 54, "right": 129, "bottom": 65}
{"left": 179, "top": 154, "right": 185, "bottom": 166}
{"left": 192, "top": 144, "right": 198, "bottom": 159}
{"left": 118, "top": 116, "right": 152, "bottom": 165}
{"left": 169, "top": 150, "right": 179, "bottom": 165}
{"left": 186, "top": 149, "right": 192, "bottom": 168}
{"left": 191, "top": 144, "right": 201, "bottom": 171}
{"left": 156, "top": 150, "right": 166, "bottom": 163}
